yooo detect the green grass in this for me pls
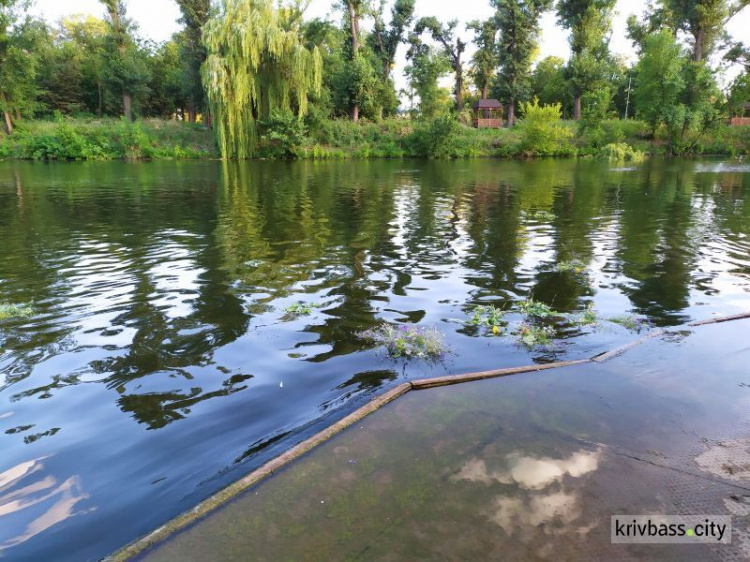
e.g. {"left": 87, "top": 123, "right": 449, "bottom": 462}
{"left": 573, "top": 303, "right": 599, "bottom": 326}
{"left": 359, "top": 323, "right": 447, "bottom": 360}
{"left": 2, "top": 116, "right": 745, "bottom": 161}
{"left": 0, "top": 117, "right": 218, "bottom": 161}
{"left": 0, "top": 302, "right": 33, "bottom": 320}
{"left": 609, "top": 315, "right": 649, "bottom": 331}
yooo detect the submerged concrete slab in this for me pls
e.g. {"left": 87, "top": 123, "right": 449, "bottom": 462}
{"left": 136, "top": 320, "right": 750, "bottom": 561}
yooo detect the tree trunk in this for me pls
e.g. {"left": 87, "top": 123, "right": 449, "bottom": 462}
{"left": 481, "top": 85, "right": 488, "bottom": 100}
{"left": 123, "top": 92, "right": 133, "bottom": 122}
{"left": 693, "top": 29, "right": 704, "bottom": 62}
{"left": 188, "top": 104, "right": 197, "bottom": 123}
{"left": 97, "top": 81, "right": 103, "bottom": 117}
{"left": 507, "top": 101, "right": 515, "bottom": 127}
{"left": 348, "top": 3, "right": 360, "bottom": 122}
{"left": 204, "top": 108, "right": 212, "bottom": 129}
{"left": 348, "top": 5, "right": 360, "bottom": 53}
{"left": 573, "top": 95, "right": 582, "bottom": 120}
{"left": 455, "top": 49, "right": 463, "bottom": 111}
{"left": 14, "top": 108, "right": 21, "bottom": 121}
{"left": 3, "top": 110, "right": 13, "bottom": 135}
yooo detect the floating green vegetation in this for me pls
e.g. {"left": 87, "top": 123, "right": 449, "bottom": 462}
{"left": 515, "top": 323, "right": 556, "bottom": 347}
{"left": 359, "top": 323, "right": 447, "bottom": 360}
{"left": 554, "top": 259, "right": 587, "bottom": 274}
{"left": 283, "top": 302, "right": 317, "bottom": 317}
{"left": 573, "top": 303, "right": 599, "bottom": 326}
{"left": 466, "top": 305, "right": 506, "bottom": 336}
{"left": 609, "top": 315, "right": 649, "bottom": 332}
{"left": 0, "top": 303, "right": 33, "bottom": 320}
{"left": 517, "top": 299, "right": 557, "bottom": 319}
{"left": 528, "top": 210, "right": 555, "bottom": 221}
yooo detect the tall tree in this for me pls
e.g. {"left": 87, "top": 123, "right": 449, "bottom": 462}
{"left": 340, "top": 0, "right": 370, "bottom": 121}
{"left": 415, "top": 17, "right": 466, "bottom": 111}
{"left": 0, "top": 1, "right": 44, "bottom": 133}
{"left": 404, "top": 35, "right": 452, "bottom": 118}
{"left": 633, "top": 29, "right": 684, "bottom": 134}
{"left": 531, "top": 55, "right": 569, "bottom": 111}
{"left": 467, "top": 18, "right": 498, "bottom": 100}
{"left": 492, "top": 0, "right": 551, "bottom": 125}
{"left": 556, "top": 0, "right": 616, "bottom": 119}
{"left": 662, "top": 0, "right": 749, "bottom": 63}
{"left": 175, "top": 0, "right": 210, "bottom": 123}
{"left": 100, "top": 0, "right": 150, "bottom": 120}
{"left": 370, "top": 0, "right": 415, "bottom": 81}
{"left": 202, "top": 0, "right": 322, "bottom": 158}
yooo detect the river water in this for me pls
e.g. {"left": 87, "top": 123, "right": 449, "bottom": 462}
{"left": 0, "top": 158, "right": 748, "bottom": 560}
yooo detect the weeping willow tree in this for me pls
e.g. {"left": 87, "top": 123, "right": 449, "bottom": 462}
{"left": 202, "top": 0, "right": 322, "bottom": 159}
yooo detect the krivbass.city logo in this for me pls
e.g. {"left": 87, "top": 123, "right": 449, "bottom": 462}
{"left": 611, "top": 515, "right": 732, "bottom": 544}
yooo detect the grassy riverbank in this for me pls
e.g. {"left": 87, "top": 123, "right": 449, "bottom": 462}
{"left": 0, "top": 118, "right": 219, "bottom": 160}
{"left": 1, "top": 116, "right": 748, "bottom": 161}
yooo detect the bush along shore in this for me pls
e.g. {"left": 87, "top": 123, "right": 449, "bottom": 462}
{"left": 0, "top": 113, "right": 748, "bottom": 162}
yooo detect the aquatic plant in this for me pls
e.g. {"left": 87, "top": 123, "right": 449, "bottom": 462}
{"left": 515, "top": 323, "right": 556, "bottom": 347}
{"left": 283, "top": 302, "right": 316, "bottom": 317}
{"left": 528, "top": 210, "right": 555, "bottom": 221}
{"left": 609, "top": 315, "right": 649, "bottom": 332}
{"left": 554, "top": 259, "right": 587, "bottom": 274}
{"left": 466, "top": 304, "right": 506, "bottom": 335}
{"left": 517, "top": 299, "right": 556, "bottom": 319}
{"left": 0, "top": 303, "right": 33, "bottom": 320}
{"left": 573, "top": 303, "right": 599, "bottom": 326}
{"left": 359, "top": 323, "right": 447, "bottom": 360}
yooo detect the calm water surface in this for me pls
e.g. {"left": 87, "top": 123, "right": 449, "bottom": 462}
{"left": 0, "top": 159, "right": 749, "bottom": 560}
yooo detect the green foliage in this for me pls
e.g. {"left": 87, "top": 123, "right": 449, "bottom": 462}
{"left": 283, "top": 302, "right": 316, "bottom": 316}
{"left": 517, "top": 298, "right": 557, "bottom": 319}
{"left": 491, "top": 0, "right": 552, "bottom": 124}
{"left": 0, "top": 117, "right": 216, "bottom": 160}
{"left": 633, "top": 30, "right": 685, "bottom": 134}
{"left": 0, "top": 302, "right": 33, "bottom": 320}
{"left": 359, "top": 323, "right": 447, "bottom": 360}
{"left": 416, "top": 115, "right": 460, "bottom": 158}
{"left": 467, "top": 18, "right": 499, "bottom": 99}
{"left": 467, "top": 304, "right": 506, "bottom": 335}
{"left": 261, "top": 110, "right": 308, "bottom": 159}
{"left": 554, "top": 259, "right": 586, "bottom": 273}
{"left": 531, "top": 56, "right": 569, "bottom": 114}
{"left": 528, "top": 210, "right": 555, "bottom": 221}
{"left": 518, "top": 99, "right": 574, "bottom": 155}
{"left": 202, "top": 0, "right": 322, "bottom": 158}
{"left": 598, "top": 142, "right": 645, "bottom": 161}
{"left": 515, "top": 323, "right": 556, "bottom": 347}
{"left": 404, "top": 40, "right": 452, "bottom": 119}
{"left": 609, "top": 314, "right": 649, "bottom": 331}
{"left": 573, "top": 303, "right": 598, "bottom": 326}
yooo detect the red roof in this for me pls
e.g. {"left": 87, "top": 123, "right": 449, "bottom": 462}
{"left": 473, "top": 99, "right": 503, "bottom": 110}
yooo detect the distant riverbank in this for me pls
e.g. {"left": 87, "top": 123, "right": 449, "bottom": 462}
{"left": 1, "top": 117, "right": 748, "bottom": 161}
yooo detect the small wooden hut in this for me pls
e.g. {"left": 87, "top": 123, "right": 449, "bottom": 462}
{"left": 473, "top": 99, "right": 504, "bottom": 129}
{"left": 729, "top": 103, "right": 750, "bottom": 126}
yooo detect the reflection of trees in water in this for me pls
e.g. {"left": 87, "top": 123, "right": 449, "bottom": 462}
{"left": 0, "top": 163, "right": 251, "bottom": 429}
{"left": 615, "top": 163, "right": 698, "bottom": 324}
